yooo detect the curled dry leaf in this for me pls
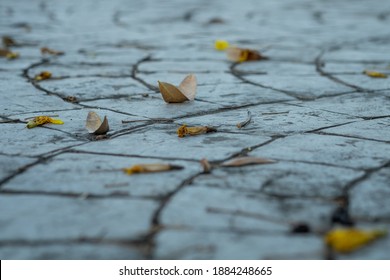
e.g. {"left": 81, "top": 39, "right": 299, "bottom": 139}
{"left": 221, "top": 156, "right": 276, "bottom": 167}
{"left": 158, "top": 74, "right": 197, "bottom": 103}
{"left": 177, "top": 124, "right": 217, "bottom": 138}
{"left": 363, "top": 70, "right": 388, "bottom": 78}
{"left": 0, "top": 48, "right": 19, "bottom": 59}
{"left": 41, "top": 47, "right": 65, "bottom": 56}
{"left": 26, "top": 116, "right": 64, "bottom": 129}
{"left": 86, "top": 111, "right": 109, "bottom": 135}
{"left": 226, "top": 47, "right": 265, "bottom": 62}
{"left": 325, "top": 228, "right": 387, "bottom": 253}
{"left": 122, "top": 163, "right": 184, "bottom": 175}
{"left": 34, "top": 71, "right": 52, "bottom": 81}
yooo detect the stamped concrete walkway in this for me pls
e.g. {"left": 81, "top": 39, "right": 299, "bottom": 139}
{"left": 0, "top": 0, "right": 389, "bottom": 259}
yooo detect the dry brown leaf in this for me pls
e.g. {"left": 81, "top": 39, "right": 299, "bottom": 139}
{"left": 2, "top": 36, "right": 16, "bottom": 47}
{"left": 34, "top": 71, "right": 52, "bottom": 81}
{"left": 226, "top": 47, "right": 264, "bottom": 62}
{"left": 158, "top": 74, "right": 197, "bottom": 103}
{"left": 86, "top": 111, "right": 109, "bottom": 135}
{"left": 123, "top": 163, "right": 184, "bottom": 175}
{"left": 0, "top": 48, "right": 19, "bottom": 59}
{"left": 63, "top": 96, "right": 78, "bottom": 103}
{"left": 177, "top": 124, "right": 217, "bottom": 138}
{"left": 363, "top": 70, "right": 388, "bottom": 78}
{"left": 221, "top": 156, "right": 276, "bottom": 167}
{"left": 178, "top": 74, "right": 197, "bottom": 101}
{"left": 200, "top": 158, "right": 212, "bottom": 173}
{"left": 41, "top": 47, "right": 65, "bottom": 56}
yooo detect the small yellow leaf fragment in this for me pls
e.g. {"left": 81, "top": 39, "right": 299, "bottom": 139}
{"left": 325, "top": 228, "right": 387, "bottom": 253}
{"left": 122, "top": 163, "right": 183, "bottom": 175}
{"left": 26, "top": 116, "right": 64, "bottom": 129}
{"left": 363, "top": 70, "right": 388, "bottom": 78}
{"left": 34, "top": 71, "right": 52, "bottom": 81}
{"left": 215, "top": 40, "right": 229, "bottom": 51}
{"left": 177, "top": 124, "right": 217, "bottom": 138}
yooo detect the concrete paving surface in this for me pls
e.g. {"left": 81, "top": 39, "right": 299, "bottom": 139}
{"left": 0, "top": 0, "right": 389, "bottom": 259}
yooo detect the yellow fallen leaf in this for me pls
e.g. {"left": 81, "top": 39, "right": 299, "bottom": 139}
{"left": 325, "top": 228, "right": 387, "bottom": 253}
{"left": 85, "top": 111, "right": 109, "bottom": 135}
{"left": 26, "top": 116, "right": 64, "bottom": 129}
{"left": 122, "top": 163, "right": 183, "bottom": 175}
{"left": 226, "top": 47, "right": 264, "bottom": 62}
{"left": 221, "top": 156, "right": 276, "bottom": 167}
{"left": 177, "top": 124, "right": 217, "bottom": 138}
{"left": 215, "top": 40, "right": 229, "bottom": 51}
{"left": 363, "top": 70, "right": 388, "bottom": 78}
{"left": 34, "top": 71, "right": 52, "bottom": 81}
{"left": 41, "top": 47, "right": 65, "bottom": 56}
{"left": 158, "top": 74, "right": 197, "bottom": 103}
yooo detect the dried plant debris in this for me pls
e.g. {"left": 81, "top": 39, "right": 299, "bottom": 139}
{"left": 226, "top": 47, "right": 265, "bottom": 62}
{"left": 221, "top": 156, "right": 276, "bottom": 167}
{"left": 325, "top": 228, "right": 387, "bottom": 253}
{"left": 63, "top": 96, "right": 78, "bottom": 103}
{"left": 363, "top": 70, "right": 388, "bottom": 78}
{"left": 122, "top": 163, "right": 184, "bottom": 175}
{"left": 0, "top": 48, "right": 19, "bottom": 59}
{"left": 2, "top": 36, "right": 16, "bottom": 47}
{"left": 200, "top": 158, "right": 212, "bottom": 173}
{"left": 236, "top": 111, "right": 252, "bottom": 129}
{"left": 158, "top": 74, "right": 197, "bottom": 103}
{"left": 34, "top": 71, "right": 52, "bottom": 81}
{"left": 215, "top": 39, "right": 229, "bottom": 51}
{"left": 177, "top": 124, "right": 217, "bottom": 138}
{"left": 26, "top": 116, "right": 64, "bottom": 129}
{"left": 41, "top": 47, "right": 65, "bottom": 56}
{"left": 291, "top": 223, "right": 311, "bottom": 234}
{"left": 86, "top": 111, "right": 109, "bottom": 135}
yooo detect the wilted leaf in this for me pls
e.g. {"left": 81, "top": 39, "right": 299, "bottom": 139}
{"left": 86, "top": 111, "right": 109, "bottom": 135}
{"left": 226, "top": 47, "right": 264, "bottom": 62}
{"left": 0, "top": 48, "right": 19, "bottom": 59}
{"left": 177, "top": 124, "right": 217, "bottom": 138}
{"left": 215, "top": 40, "right": 229, "bottom": 51}
{"left": 2, "top": 36, "right": 16, "bottom": 47}
{"left": 34, "top": 71, "right": 52, "bottom": 81}
{"left": 363, "top": 70, "right": 388, "bottom": 78}
{"left": 158, "top": 74, "right": 197, "bottom": 103}
{"left": 41, "top": 47, "right": 65, "bottom": 56}
{"left": 123, "top": 163, "right": 183, "bottom": 175}
{"left": 325, "top": 228, "right": 387, "bottom": 253}
{"left": 26, "top": 116, "right": 64, "bottom": 129}
{"left": 200, "top": 158, "right": 212, "bottom": 173}
{"left": 221, "top": 156, "right": 276, "bottom": 167}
